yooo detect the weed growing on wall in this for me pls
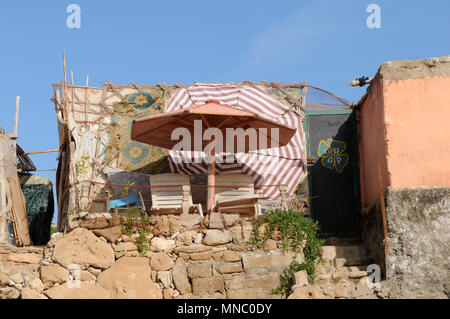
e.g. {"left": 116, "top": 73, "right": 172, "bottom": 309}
{"left": 118, "top": 207, "right": 152, "bottom": 256}
{"left": 250, "top": 209, "right": 325, "bottom": 296}
{"left": 75, "top": 154, "right": 90, "bottom": 180}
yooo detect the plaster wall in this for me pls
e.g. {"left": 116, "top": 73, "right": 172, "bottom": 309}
{"left": 384, "top": 77, "right": 450, "bottom": 188}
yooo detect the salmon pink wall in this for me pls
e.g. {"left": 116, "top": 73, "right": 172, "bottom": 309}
{"left": 357, "top": 78, "right": 389, "bottom": 208}
{"left": 384, "top": 77, "right": 450, "bottom": 188}
{"left": 358, "top": 75, "right": 450, "bottom": 208}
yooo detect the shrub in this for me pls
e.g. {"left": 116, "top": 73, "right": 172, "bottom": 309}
{"left": 250, "top": 209, "right": 324, "bottom": 296}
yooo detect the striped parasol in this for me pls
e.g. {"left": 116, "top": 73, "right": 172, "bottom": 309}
{"left": 165, "top": 83, "right": 306, "bottom": 200}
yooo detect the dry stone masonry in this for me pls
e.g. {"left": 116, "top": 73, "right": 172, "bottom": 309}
{"left": 0, "top": 212, "right": 380, "bottom": 299}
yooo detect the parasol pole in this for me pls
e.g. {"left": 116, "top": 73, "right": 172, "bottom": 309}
{"left": 207, "top": 145, "right": 216, "bottom": 214}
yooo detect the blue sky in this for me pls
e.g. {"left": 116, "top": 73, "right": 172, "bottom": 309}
{"left": 0, "top": 0, "right": 449, "bottom": 222}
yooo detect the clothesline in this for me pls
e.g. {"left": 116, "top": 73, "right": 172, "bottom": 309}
{"left": 69, "top": 180, "right": 283, "bottom": 189}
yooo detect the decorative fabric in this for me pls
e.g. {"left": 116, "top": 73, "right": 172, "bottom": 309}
{"left": 106, "top": 89, "right": 171, "bottom": 174}
{"left": 19, "top": 174, "right": 54, "bottom": 245}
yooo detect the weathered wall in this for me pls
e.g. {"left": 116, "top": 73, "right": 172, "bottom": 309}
{"left": 359, "top": 202, "right": 386, "bottom": 277}
{"left": 1, "top": 212, "right": 379, "bottom": 299}
{"left": 0, "top": 135, "right": 18, "bottom": 245}
{"left": 357, "top": 55, "right": 450, "bottom": 207}
{"left": 383, "top": 76, "right": 450, "bottom": 188}
{"left": 356, "top": 75, "right": 389, "bottom": 208}
{"left": 357, "top": 56, "right": 450, "bottom": 298}
{"left": 383, "top": 187, "right": 450, "bottom": 299}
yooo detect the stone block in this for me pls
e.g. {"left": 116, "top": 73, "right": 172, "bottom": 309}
{"left": 150, "top": 252, "right": 174, "bottom": 271}
{"left": 225, "top": 272, "right": 281, "bottom": 299}
{"left": 294, "top": 270, "right": 309, "bottom": 287}
{"left": 192, "top": 276, "right": 224, "bottom": 296}
{"left": 172, "top": 260, "right": 191, "bottom": 295}
{"left": 40, "top": 265, "right": 69, "bottom": 284}
{"left": 221, "top": 251, "right": 241, "bottom": 262}
{"left": 218, "top": 262, "right": 243, "bottom": 274}
{"left": 175, "top": 244, "right": 210, "bottom": 254}
{"left": 190, "top": 252, "right": 212, "bottom": 261}
{"left": 92, "top": 225, "right": 122, "bottom": 243}
{"left": 203, "top": 230, "right": 233, "bottom": 246}
{"left": 157, "top": 271, "right": 173, "bottom": 288}
{"left": 209, "top": 213, "right": 239, "bottom": 229}
{"left": 241, "top": 251, "right": 302, "bottom": 273}
{"left": 187, "top": 261, "right": 212, "bottom": 279}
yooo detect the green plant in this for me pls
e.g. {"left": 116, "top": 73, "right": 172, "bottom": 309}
{"left": 249, "top": 209, "right": 325, "bottom": 296}
{"left": 50, "top": 225, "right": 57, "bottom": 236}
{"left": 123, "top": 182, "right": 135, "bottom": 197}
{"left": 75, "top": 154, "right": 90, "bottom": 177}
{"left": 66, "top": 205, "right": 81, "bottom": 216}
{"left": 119, "top": 207, "right": 152, "bottom": 255}
{"left": 135, "top": 228, "right": 151, "bottom": 256}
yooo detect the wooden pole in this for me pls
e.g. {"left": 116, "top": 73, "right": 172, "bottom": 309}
{"left": 86, "top": 75, "right": 89, "bottom": 87}
{"left": 377, "top": 164, "right": 389, "bottom": 271}
{"left": 13, "top": 96, "right": 20, "bottom": 138}
{"left": 207, "top": 147, "right": 216, "bottom": 215}
{"left": 63, "top": 51, "right": 67, "bottom": 86}
{"left": 23, "top": 149, "right": 59, "bottom": 155}
{"left": 62, "top": 52, "right": 68, "bottom": 122}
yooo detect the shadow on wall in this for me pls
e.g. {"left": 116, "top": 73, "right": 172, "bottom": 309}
{"left": 360, "top": 201, "right": 387, "bottom": 279}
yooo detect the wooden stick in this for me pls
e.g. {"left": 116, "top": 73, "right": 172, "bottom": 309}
{"left": 377, "top": 164, "right": 389, "bottom": 270}
{"left": 207, "top": 145, "right": 216, "bottom": 214}
{"left": 63, "top": 51, "right": 67, "bottom": 86}
{"left": 10, "top": 207, "right": 22, "bottom": 246}
{"left": 86, "top": 75, "right": 89, "bottom": 86}
{"left": 13, "top": 96, "right": 20, "bottom": 137}
{"left": 71, "top": 70, "right": 74, "bottom": 85}
{"left": 84, "top": 79, "right": 89, "bottom": 129}
{"left": 23, "top": 149, "right": 59, "bottom": 155}
{"left": 62, "top": 52, "right": 69, "bottom": 124}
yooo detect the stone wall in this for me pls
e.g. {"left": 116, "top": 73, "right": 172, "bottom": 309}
{"left": 381, "top": 187, "right": 450, "bottom": 299}
{"left": 360, "top": 201, "right": 387, "bottom": 277}
{"left": 1, "top": 212, "right": 379, "bottom": 299}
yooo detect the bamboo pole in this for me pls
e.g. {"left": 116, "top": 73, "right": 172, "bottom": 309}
{"left": 63, "top": 52, "right": 69, "bottom": 124}
{"left": 63, "top": 51, "right": 67, "bottom": 86}
{"left": 23, "top": 149, "right": 59, "bottom": 155}
{"left": 13, "top": 96, "right": 20, "bottom": 138}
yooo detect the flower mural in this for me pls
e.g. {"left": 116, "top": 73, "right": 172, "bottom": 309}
{"left": 317, "top": 138, "right": 349, "bottom": 173}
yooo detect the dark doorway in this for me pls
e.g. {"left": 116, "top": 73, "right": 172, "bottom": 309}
{"left": 304, "top": 110, "right": 360, "bottom": 237}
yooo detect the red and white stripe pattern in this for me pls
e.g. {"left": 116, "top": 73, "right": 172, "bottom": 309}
{"left": 166, "top": 83, "right": 305, "bottom": 199}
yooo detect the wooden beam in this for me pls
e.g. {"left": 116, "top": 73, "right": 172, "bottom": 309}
{"left": 23, "top": 149, "right": 59, "bottom": 155}
{"left": 377, "top": 164, "right": 389, "bottom": 272}
{"left": 13, "top": 96, "right": 20, "bottom": 138}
